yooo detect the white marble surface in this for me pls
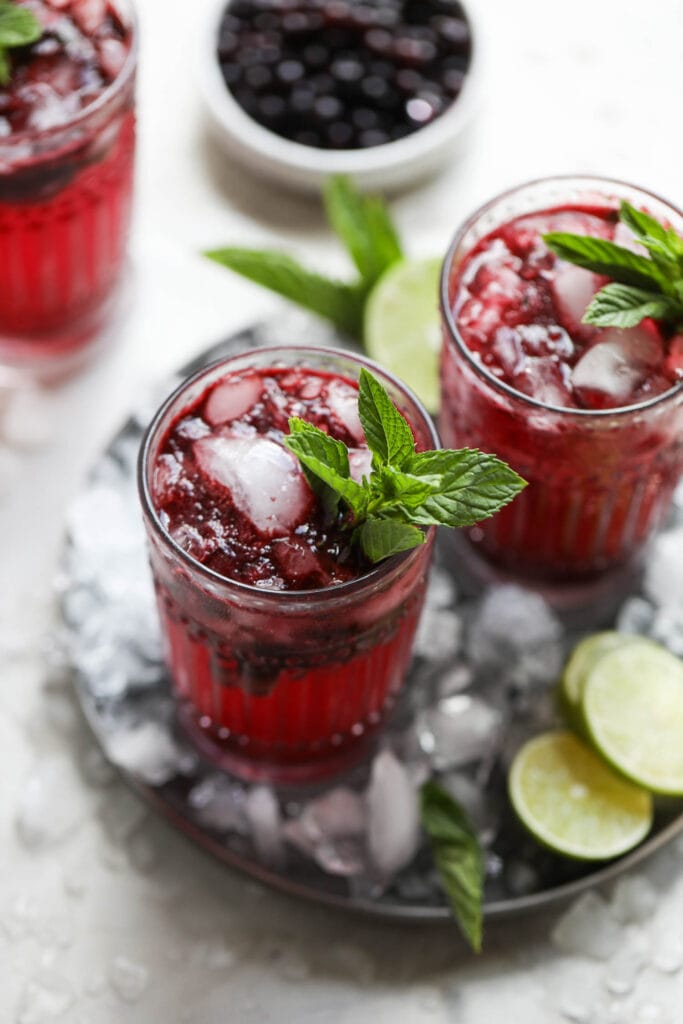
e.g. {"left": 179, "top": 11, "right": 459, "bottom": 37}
{"left": 2, "top": 0, "right": 683, "bottom": 1020}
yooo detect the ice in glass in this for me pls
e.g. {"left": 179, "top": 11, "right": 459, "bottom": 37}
{"left": 0, "top": 0, "right": 136, "bottom": 375}
{"left": 440, "top": 177, "right": 683, "bottom": 582}
{"left": 139, "top": 347, "right": 438, "bottom": 783}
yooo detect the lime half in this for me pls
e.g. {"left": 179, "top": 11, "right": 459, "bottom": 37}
{"left": 583, "top": 640, "right": 683, "bottom": 795}
{"left": 509, "top": 731, "right": 652, "bottom": 860}
{"left": 560, "top": 632, "right": 634, "bottom": 722}
{"left": 364, "top": 257, "right": 442, "bottom": 413}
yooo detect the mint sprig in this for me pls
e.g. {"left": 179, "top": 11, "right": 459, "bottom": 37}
{"left": 420, "top": 781, "right": 484, "bottom": 953}
{"left": 0, "top": 2, "right": 41, "bottom": 86}
{"left": 283, "top": 368, "right": 526, "bottom": 564}
{"left": 543, "top": 201, "right": 683, "bottom": 331}
{"left": 205, "top": 176, "right": 403, "bottom": 340}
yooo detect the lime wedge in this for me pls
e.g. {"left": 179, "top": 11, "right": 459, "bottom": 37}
{"left": 560, "top": 632, "right": 635, "bottom": 722}
{"left": 509, "top": 731, "right": 652, "bottom": 860}
{"left": 583, "top": 640, "right": 683, "bottom": 795}
{"left": 364, "top": 257, "right": 442, "bottom": 414}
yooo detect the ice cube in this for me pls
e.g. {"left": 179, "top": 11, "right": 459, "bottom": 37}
{"left": 324, "top": 379, "right": 364, "bottom": 442}
{"left": 348, "top": 446, "right": 372, "bottom": 483}
{"left": 644, "top": 527, "right": 683, "bottom": 607}
{"left": 284, "top": 787, "right": 367, "bottom": 877}
{"left": 572, "top": 324, "right": 663, "bottom": 407}
{"left": 512, "top": 355, "right": 573, "bottom": 406}
{"left": 413, "top": 606, "right": 461, "bottom": 662}
{"left": 551, "top": 892, "right": 623, "bottom": 960}
{"left": 98, "top": 38, "right": 128, "bottom": 79}
{"left": 603, "top": 944, "right": 646, "bottom": 996}
{"left": 611, "top": 874, "right": 658, "bottom": 925}
{"left": 664, "top": 335, "right": 683, "bottom": 381}
{"left": 72, "top": 0, "right": 107, "bottom": 34}
{"left": 272, "top": 537, "right": 330, "bottom": 586}
{"left": 104, "top": 721, "right": 182, "bottom": 786}
{"left": 617, "top": 596, "right": 656, "bottom": 636}
{"left": 204, "top": 374, "right": 263, "bottom": 426}
{"left": 418, "top": 695, "right": 502, "bottom": 770}
{"left": 16, "top": 971, "right": 75, "bottom": 1023}
{"left": 188, "top": 775, "right": 247, "bottom": 834}
{"left": 109, "top": 956, "right": 149, "bottom": 1004}
{"left": 245, "top": 786, "right": 284, "bottom": 867}
{"left": 552, "top": 263, "right": 601, "bottom": 335}
{"left": 15, "top": 756, "right": 86, "bottom": 848}
{"left": 366, "top": 749, "right": 419, "bottom": 877}
{"left": 194, "top": 434, "right": 313, "bottom": 536}
{"left": 468, "top": 584, "right": 562, "bottom": 666}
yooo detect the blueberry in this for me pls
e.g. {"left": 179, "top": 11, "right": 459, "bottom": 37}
{"left": 216, "top": 0, "right": 472, "bottom": 151}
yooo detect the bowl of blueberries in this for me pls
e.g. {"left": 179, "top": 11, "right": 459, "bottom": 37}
{"left": 199, "top": 0, "right": 481, "bottom": 192}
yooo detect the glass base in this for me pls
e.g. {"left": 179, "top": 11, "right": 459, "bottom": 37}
{"left": 0, "top": 268, "right": 132, "bottom": 385}
{"left": 177, "top": 702, "right": 375, "bottom": 787}
{"left": 442, "top": 529, "right": 645, "bottom": 631}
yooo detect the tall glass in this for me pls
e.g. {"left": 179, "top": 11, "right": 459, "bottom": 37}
{"left": 139, "top": 346, "right": 438, "bottom": 783}
{"left": 440, "top": 177, "right": 683, "bottom": 583}
{"left": 0, "top": 0, "right": 137, "bottom": 378}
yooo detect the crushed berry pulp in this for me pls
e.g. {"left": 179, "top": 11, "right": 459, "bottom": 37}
{"left": 153, "top": 365, "right": 373, "bottom": 590}
{"left": 451, "top": 202, "right": 682, "bottom": 411}
{"left": 0, "top": 0, "right": 135, "bottom": 370}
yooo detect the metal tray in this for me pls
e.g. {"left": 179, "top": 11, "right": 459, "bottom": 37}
{"left": 61, "top": 324, "right": 683, "bottom": 924}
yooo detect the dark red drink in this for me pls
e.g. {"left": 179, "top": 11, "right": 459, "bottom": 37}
{"left": 440, "top": 178, "right": 683, "bottom": 582}
{"left": 0, "top": 0, "right": 136, "bottom": 376}
{"left": 139, "top": 347, "right": 437, "bottom": 783}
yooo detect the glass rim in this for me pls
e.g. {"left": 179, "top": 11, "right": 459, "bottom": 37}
{"left": 440, "top": 173, "right": 683, "bottom": 420}
{"left": 138, "top": 344, "right": 438, "bottom": 604}
{"left": 0, "top": 0, "right": 138, "bottom": 148}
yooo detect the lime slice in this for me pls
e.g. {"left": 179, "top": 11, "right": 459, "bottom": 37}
{"left": 583, "top": 640, "right": 683, "bottom": 795}
{"left": 560, "top": 632, "right": 634, "bottom": 722}
{"left": 509, "top": 731, "right": 652, "bottom": 860}
{"left": 364, "top": 257, "right": 442, "bottom": 413}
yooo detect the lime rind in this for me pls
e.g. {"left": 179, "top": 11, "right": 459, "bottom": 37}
{"left": 509, "top": 731, "right": 653, "bottom": 861}
{"left": 364, "top": 257, "right": 442, "bottom": 414}
{"left": 583, "top": 642, "right": 683, "bottom": 796}
{"left": 561, "top": 631, "right": 626, "bottom": 711}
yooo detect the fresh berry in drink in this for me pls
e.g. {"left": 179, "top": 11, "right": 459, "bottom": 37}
{"left": 153, "top": 366, "right": 374, "bottom": 590}
{"left": 450, "top": 203, "right": 679, "bottom": 411}
{"left": 216, "top": 0, "right": 472, "bottom": 149}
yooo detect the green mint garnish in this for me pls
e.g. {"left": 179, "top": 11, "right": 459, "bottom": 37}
{"left": 0, "top": 2, "right": 41, "bottom": 87}
{"left": 420, "top": 781, "right": 484, "bottom": 953}
{"left": 205, "top": 175, "right": 404, "bottom": 341}
{"left": 283, "top": 367, "right": 526, "bottom": 564}
{"left": 543, "top": 201, "right": 683, "bottom": 331}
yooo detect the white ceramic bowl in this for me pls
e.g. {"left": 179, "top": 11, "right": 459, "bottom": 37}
{"left": 198, "top": 0, "right": 483, "bottom": 194}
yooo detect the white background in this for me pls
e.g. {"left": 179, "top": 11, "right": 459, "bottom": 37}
{"left": 1, "top": 0, "right": 683, "bottom": 1020}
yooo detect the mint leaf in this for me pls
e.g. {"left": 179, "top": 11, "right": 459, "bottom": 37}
{"left": 0, "top": 2, "right": 41, "bottom": 85}
{"left": 421, "top": 781, "right": 484, "bottom": 953}
{"left": 618, "top": 200, "right": 670, "bottom": 248}
{"left": 283, "top": 418, "right": 367, "bottom": 517}
{"left": 323, "top": 175, "right": 403, "bottom": 289}
{"left": 583, "top": 283, "right": 681, "bottom": 329}
{"left": 204, "top": 248, "right": 365, "bottom": 338}
{"left": 285, "top": 371, "right": 526, "bottom": 565}
{"left": 409, "top": 448, "right": 527, "bottom": 528}
{"left": 358, "top": 519, "right": 425, "bottom": 561}
{"left": 542, "top": 233, "right": 664, "bottom": 291}
{"left": 358, "top": 366, "right": 414, "bottom": 467}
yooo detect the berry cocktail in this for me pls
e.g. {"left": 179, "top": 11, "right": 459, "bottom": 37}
{"left": 440, "top": 177, "right": 683, "bottom": 583}
{"left": 139, "top": 347, "right": 438, "bottom": 783}
{"left": 0, "top": 0, "right": 136, "bottom": 376}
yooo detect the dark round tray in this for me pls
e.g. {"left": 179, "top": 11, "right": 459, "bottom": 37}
{"left": 61, "top": 323, "right": 683, "bottom": 923}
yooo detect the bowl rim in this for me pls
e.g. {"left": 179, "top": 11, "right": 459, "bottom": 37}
{"left": 196, "top": 0, "right": 483, "bottom": 180}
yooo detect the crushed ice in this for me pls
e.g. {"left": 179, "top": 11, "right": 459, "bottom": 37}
{"left": 55, "top": 370, "right": 683, "bottom": 909}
